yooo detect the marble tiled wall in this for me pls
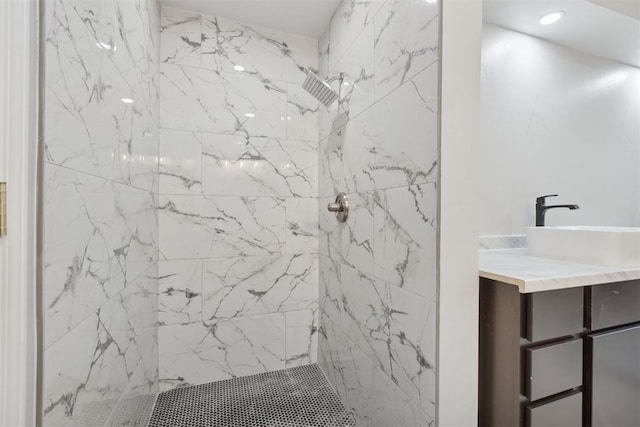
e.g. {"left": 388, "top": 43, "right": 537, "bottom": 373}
{"left": 157, "top": 7, "right": 320, "bottom": 391}
{"left": 316, "top": 0, "right": 440, "bottom": 425}
{"left": 42, "top": 0, "right": 160, "bottom": 425}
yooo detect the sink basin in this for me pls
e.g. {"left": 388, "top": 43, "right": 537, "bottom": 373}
{"left": 527, "top": 226, "right": 640, "bottom": 268}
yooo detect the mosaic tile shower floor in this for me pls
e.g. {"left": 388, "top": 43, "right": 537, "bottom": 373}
{"left": 148, "top": 364, "right": 356, "bottom": 427}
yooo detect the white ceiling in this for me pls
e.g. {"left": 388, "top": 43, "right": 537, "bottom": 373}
{"left": 484, "top": 0, "right": 640, "bottom": 68}
{"left": 159, "top": 0, "right": 341, "bottom": 38}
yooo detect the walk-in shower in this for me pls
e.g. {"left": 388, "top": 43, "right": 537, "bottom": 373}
{"left": 40, "top": 0, "right": 442, "bottom": 424}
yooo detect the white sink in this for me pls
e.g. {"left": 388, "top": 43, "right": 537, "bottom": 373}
{"left": 527, "top": 226, "right": 640, "bottom": 268}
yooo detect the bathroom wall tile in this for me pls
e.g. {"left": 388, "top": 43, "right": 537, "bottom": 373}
{"left": 385, "top": 285, "right": 437, "bottom": 419}
{"left": 339, "top": 264, "right": 390, "bottom": 371}
{"left": 202, "top": 196, "right": 286, "bottom": 257}
{"left": 322, "top": 264, "right": 437, "bottom": 421}
{"left": 201, "top": 254, "right": 318, "bottom": 320}
{"left": 154, "top": 5, "right": 321, "bottom": 395}
{"left": 45, "top": 15, "right": 136, "bottom": 188}
{"left": 285, "top": 198, "right": 319, "bottom": 254}
{"left": 373, "top": 183, "right": 438, "bottom": 301}
{"left": 318, "top": 255, "right": 343, "bottom": 326}
{"left": 201, "top": 15, "right": 317, "bottom": 83}
{"left": 160, "top": 7, "right": 201, "bottom": 67}
{"left": 286, "top": 84, "right": 319, "bottom": 142}
{"left": 158, "top": 194, "right": 206, "bottom": 260}
{"left": 318, "top": 130, "right": 347, "bottom": 198}
{"left": 63, "top": 0, "right": 160, "bottom": 119}
{"left": 285, "top": 308, "right": 319, "bottom": 367}
{"left": 319, "top": 67, "right": 438, "bottom": 197}
{"left": 202, "top": 135, "right": 317, "bottom": 198}
{"left": 160, "top": 63, "right": 287, "bottom": 137}
{"left": 339, "top": 192, "right": 375, "bottom": 276}
{"left": 158, "top": 314, "right": 286, "bottom": 390}
{"left": 330, "top": 23, "right": 375, "bottom": 120}
{"left": 116, "top": 271, "right": 159, "bottom": 332}
{"left": 158, "top": 259, "right": 202, "bottom": 325}
{"left": 318, "top": 195, "right": 340, "bottom": 260}
{"left": 43, "top": 312, "right": 123, "bottom": 426}
{"left": 128, "top": 105, "right": 160, "bottom": 193}
{"left": 328, "top": 0, "right": 386, "bottom": 71}
{"left": 46, "top": 0, "right": 160, "bottom": 193}
{"left": 44, "top": 0, "right": 160, "bottom": 424}
{"left": 374, "top": 0, "right": 439, "bottom": 101}
{"left": 44, "top": 274, "right": 157, "bottom": 426}
{"left": 318, "top": 25, "right": 331, "bottom": 79}
{"left": 318, "top": 314, "right": 374, "bottom": 426}
{"left": 159, "top": 129, "right": 202, "bottom": 195}
{"left": 158, "top": 194, "right": 285, "bottom": 259}
{"left": 369, "top": 363, "right": 435, "bottom": 427}
{"left": 110, "top": 183, "right": 158, "bottom": 281}
{"left": 44, "top": 166, "right": 156, "bottom": 348}
{"left": 411, "top": 60, "right": 439, "bottom": 114}
{"left": 112, "top": 0, "right": 161, "bottom": 115}
{"left": 318, "top": 0, "right": 440, "bottom": 422}
{"left": 319, "top": 191, "right": 374, "bottom": 276}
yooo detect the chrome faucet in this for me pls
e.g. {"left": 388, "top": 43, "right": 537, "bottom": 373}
{"left": 535, "top": 194, "right": 579, "bottom": 226}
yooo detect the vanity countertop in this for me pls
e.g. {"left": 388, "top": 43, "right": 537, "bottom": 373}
{"left": 479, "top": 248, "right": 640, "bottom": 293}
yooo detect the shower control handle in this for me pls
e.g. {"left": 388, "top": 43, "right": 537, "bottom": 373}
{"left": 327, "top": 203, "right": 342, "bottom": 212}
{"left": 327, "top": 193, "right": 349, "bottom": 223}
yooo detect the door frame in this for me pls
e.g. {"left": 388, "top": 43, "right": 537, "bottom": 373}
{"left": 0, "top": 0, "right": 41, "bottom": 425}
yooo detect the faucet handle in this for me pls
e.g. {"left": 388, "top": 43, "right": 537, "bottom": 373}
{"left": 536, "top": 194, "right": 558, "bottom": 205}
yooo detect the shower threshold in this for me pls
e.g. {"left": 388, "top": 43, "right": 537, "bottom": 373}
{"left": 148, "top": 364, "right": 356, "bottom": 427}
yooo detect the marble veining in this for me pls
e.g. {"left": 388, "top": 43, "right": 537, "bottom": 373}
{"left": 318, "top": 0, "right": 440, "bottom": 424}
{"left": 373, "top": 0, "right": 439, "bottom": 101}
{"left": 43, "top": 0, "right": 160, "bottom": 425}
{"left": 202, "top": 254, "right": 318, "bottom": 320}
{"left": 158, "top": 194, "right": 286, "bottom": 259}
{"left": 480, "top": 248, "right": 640, "bottom": 293}
{"left": 319, "top": 63, "right": 439, "bottom": 197}
{"left": 479, "top": 234, "right": 527, "bottom": 250}
{"left": 157, "top": 5, "right": 319, "bottom": 391}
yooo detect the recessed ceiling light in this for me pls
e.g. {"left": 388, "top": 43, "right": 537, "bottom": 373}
{"left": 234, "top": 65, "right": 245, "bottom": 72}
{"left": 244, "top": 112, "right": 255, "bottom": 118}
{"left": 121, "top": 98, "right": 134, "bottom": 104}
{"left": 539, "top": 11, "right": 565, "bottom": 25}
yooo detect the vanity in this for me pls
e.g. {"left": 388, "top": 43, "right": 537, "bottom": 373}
{"left": 478, "top": 227, "right": 640, "bottom": 427}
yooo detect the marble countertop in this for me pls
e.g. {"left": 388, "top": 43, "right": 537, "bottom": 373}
{"left": 479, "top": 248, "right": 640, "bottom": 293}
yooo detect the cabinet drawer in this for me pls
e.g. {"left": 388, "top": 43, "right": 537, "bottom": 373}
{"left": 587, "top": 280, "right": 640, "bottom": 330}
{"left": 526, "top": 339, "right": 583, "bottom": 401}
{"left": 525, "top": 287, "right": 584, "bottom": 342}
{"left": 526, "top": 392, "right": 582, "bottom": 427}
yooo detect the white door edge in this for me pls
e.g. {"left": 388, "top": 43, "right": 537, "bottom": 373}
{"left": 0, "top": 0, "right": 40, "bottom": 425}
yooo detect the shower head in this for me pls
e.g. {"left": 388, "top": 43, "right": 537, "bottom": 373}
{"left": 302, "top": 69, "right": 339, "bottom": 107}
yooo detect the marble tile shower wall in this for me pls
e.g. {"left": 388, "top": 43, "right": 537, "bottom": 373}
{"left": 42, "top": 0, "right": 161, "bottom": 426}
{"left": 157, "top": 7, "right": 320, "bottom": 391}
{"left": 316, "top": 0, "right": 440, "bottom": 425}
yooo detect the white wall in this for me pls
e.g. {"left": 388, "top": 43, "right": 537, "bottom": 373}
{"left": 479, "top": 24, "right": 640, "bottom": 236}
{"left": 438, "top": 0, "right": 482, "bottom": 425}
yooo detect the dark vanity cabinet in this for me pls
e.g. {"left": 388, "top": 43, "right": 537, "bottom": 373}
{"left": 479, "top": 279, "right": 640, "bottom": 427}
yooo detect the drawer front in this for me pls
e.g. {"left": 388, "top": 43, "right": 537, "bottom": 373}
{"left": 588, "top": 280, "right": 640, "bottom": 330}
{"left": 526, "top": 339, "right": 583, "bottom": 401}
{"left": 526, "top": 287, "right": 584, "bottom": 342}
{"left": 527, "top": 392, "right": 582, "bottom": 427}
